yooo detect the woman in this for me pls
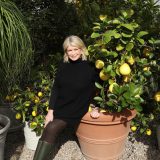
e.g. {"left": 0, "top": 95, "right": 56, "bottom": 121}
{"left": 33, "top": 35, "right": 100, "bottom": 160}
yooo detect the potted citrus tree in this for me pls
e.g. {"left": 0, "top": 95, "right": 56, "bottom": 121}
{"left": 12, "top": 68, "right": 54, "bottom": 150}
{"left": 76, "top": 9, "right": 160, "bottom": 160}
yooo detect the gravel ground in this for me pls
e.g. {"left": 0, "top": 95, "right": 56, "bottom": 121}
{"left": 4, "top": 128, "right": 160, "bottom": 160}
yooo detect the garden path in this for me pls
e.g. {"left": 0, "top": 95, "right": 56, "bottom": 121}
{"left": 5, "top": 129, "right": 160, "bottom": 160}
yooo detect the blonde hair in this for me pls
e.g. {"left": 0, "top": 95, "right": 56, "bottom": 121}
{"left": 63, "top": 35, "right": 88, "bottom": 62}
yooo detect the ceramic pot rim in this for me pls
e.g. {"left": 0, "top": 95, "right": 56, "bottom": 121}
{"left": 81, "top": 109, "right": 137, "bottom": 125}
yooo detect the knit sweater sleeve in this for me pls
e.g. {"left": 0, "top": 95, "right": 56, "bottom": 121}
{"left": 48, "top": 62, "right": 62, "bottom": 110}
{"left": 89, "top": 62, "right": 102, "bottom": 107}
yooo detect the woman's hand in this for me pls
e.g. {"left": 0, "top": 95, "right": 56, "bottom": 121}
{"left": 44, "top": 109, "right": 54, "bottom": 127}
{"left": 90, "top": 107, "right": 100, "bottom": 119}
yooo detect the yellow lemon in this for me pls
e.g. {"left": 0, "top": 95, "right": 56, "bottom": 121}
{"left": 109, "top": 83, "right": 118, "bottom": 93}
{"left": 100, "top": 109, "right": 106, "bottom": 113}
{"left": 95, "top": 60, "right": 104, "bottom": 69}
{"left": 5, "top": 95, "right": 10, "bottom": 101}
{"left": 15, "top": 113, "right": 21, "bottom": 120}
{"left": 135, "top": 94, "right": 140, "bottom": 98}
{"left": 143, "top": 47, "right": 151, "bottom": 57}
{"left": 44, "top": 86, "right": 49, "bottom": 91}
{"left": 99, "top": 15, "right": 107, "bottom": 21}
{"left": 34, "top": 98, "right": 40, "bottom": 103}
{"left": 88, "top": 106, "right": 92, "bottom": 112}
{"left": 123, "top": 75, "right": 130, "bottom": 82}
{"left": 45, "top": 101, "right": 49, "bottom": 106}
{"left": 116, "top": 44, "right": 124, "bottom": 51}
{"left": 30, "top": 121, "right": 37, "bottom": 127}
{"left": 154, "top": 91, "right": 160, "bottom": 102}
{"left": 146, "top": 129, "right": 152, "bottom": 136}
{"left": 143, "top": 67, "right": 150, "bottom": 71}
{"left": 38, "top": 92, "right": 43, "bottom": 97}
{"left": 99, "top": 70, "right": 109, "bottom": 81}
{"left": 25, "top": 102, "right": 30, "bottom": 107}
{"left": 46, "top": 107, "right": 49, "bottom": 112}
{"left": 32, "top": 111, "right": 37, "bottom": 116}
{"left": 119, "top": 63, "right": 131, "bottom": 75}
{"left": 127, "top": 56, "right": 135, "bottom": 65}
{"left": 131, "top": 126, "right": 137, "bottom": 132}
{"left": 149, "top": 114, "right": 154, "bottom": 120}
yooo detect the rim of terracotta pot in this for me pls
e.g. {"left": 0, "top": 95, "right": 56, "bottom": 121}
{"left": 81, "top": 109, "right": 137, "bottom": 125}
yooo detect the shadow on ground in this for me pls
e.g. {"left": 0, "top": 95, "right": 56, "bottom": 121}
{"left": 5, "top": 130, "right": 24, "bottom": 160}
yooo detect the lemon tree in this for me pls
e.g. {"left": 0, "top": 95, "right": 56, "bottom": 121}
{"left": 12, "top": 68, "right": 55, "bottom": 136}
{"left": 88, "top": 9, "right": 160, "bottom": 134}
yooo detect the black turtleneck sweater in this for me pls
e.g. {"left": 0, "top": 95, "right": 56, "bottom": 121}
{"left": 49, "top": 59, "right": 97, "bottom": 122}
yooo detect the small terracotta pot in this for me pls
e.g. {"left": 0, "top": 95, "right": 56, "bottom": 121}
{"left": 76, "top": 109, "right": 136, "bottom": 160}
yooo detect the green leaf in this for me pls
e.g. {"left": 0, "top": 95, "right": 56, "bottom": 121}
{"left": 88, "top": 45, "right": 95, "bottom": 52}
{"left": 122, "top": 32, "right": 133, "bottom": 38}
{"left": 140, "top": 128, "right": 145, "bottom": 133}
{"left": 117, "top": 106, "right": 122, "bottom": 112}
{"left": 108, "top": 79, "right": 115, "bottom": 85}
{"left": 112, "top": 19, "right": 121, "bottom": 24}
{"left": 105, "top": 65, "right": 112, "bottom": 72}
{"left": 103, "top": 30, "right": 120, "bottom": 43}
{"left": 95, "top": 82, "right": 103, "bottom": 89}
{"left": 126, "top": 42, "right": 134, "bottom": 51}
{"left": 108, "top": 93, "right": 118, "bottom": 99}
{"left": 121, "top": 10, "right": 128, "bottom": 18}
{"left": 121, "top": 24, "right": 134, "bottom": 31}
{"left": 114, "top": 33, "right": 121, "bottom": 39}
{"left": 101, "top": 48, "right": 108, "bottom": 53}
{"left": 154, "top": 39, "right": 160, "bottom": 44}
{"left": 137, "top": 31, "right": 148, "bottom": 38}
{"left": 110, "top": 70, "right": 116, "bottom": 77}
{"left": 103, "top": 35, "right": 111, "bottom": 44}
{"left": 93, "top": 26, "right": 100, "bottom": 31}
{"left": 123, "top": 92, "right": 130, "bottom": 100}
{"left": 106, "top": 51, "right": 118, "bottom": 58}
{"left": 91, "top": 32, "right": 101, "bottom": 38}
{"left": 94, "top": 96, "right": 103, "bottom": 101}
{"left": 93, "top": 22, "right": 100, "bottom": 26}
{"left": 106, "top": 101, "right": 113, "bottom": 106}
{"left": 135, "top": 105, "right": 143, "bottom": 112}
{"left": 136, "top": 37, "right": 145, "bottom": 44}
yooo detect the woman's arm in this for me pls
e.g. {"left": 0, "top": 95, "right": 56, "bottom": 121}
{"left": 44, "top": 109, "right": 54, "bottom": 127}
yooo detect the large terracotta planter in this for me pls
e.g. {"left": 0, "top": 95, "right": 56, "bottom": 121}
{"left": 76, "top": 109, "right": 136, "bottom": 160}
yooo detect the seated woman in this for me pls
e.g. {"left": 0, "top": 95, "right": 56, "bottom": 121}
{"left": 33, "top": 35, "right": 100, "bottom": 160}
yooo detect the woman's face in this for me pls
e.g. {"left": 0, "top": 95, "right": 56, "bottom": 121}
{"left": 66, "top": 45, "right": 82, "bottom": 61}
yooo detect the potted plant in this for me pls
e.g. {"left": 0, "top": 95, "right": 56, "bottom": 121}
{"left": 0, "top": 114, "right": 10, "bottom": 160}
{"left": 0, "top": 0, "right": 33, "bottom": 132}
{"left": 76, "top": 8, "right": 160, "bottom": 160}
{"left": 12, "top": 68, "right": 54, "bottom": 150}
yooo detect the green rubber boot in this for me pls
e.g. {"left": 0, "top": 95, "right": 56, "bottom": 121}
{"left": 33, "top": 140, "right": 53, "bottom": 160}
{"left": 33, "top": 140, "right": 43, "bottom": 160}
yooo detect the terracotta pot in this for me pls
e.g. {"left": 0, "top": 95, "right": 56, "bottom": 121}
{"left": 76, "top": 109, "right": 136, "bottom": 160}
